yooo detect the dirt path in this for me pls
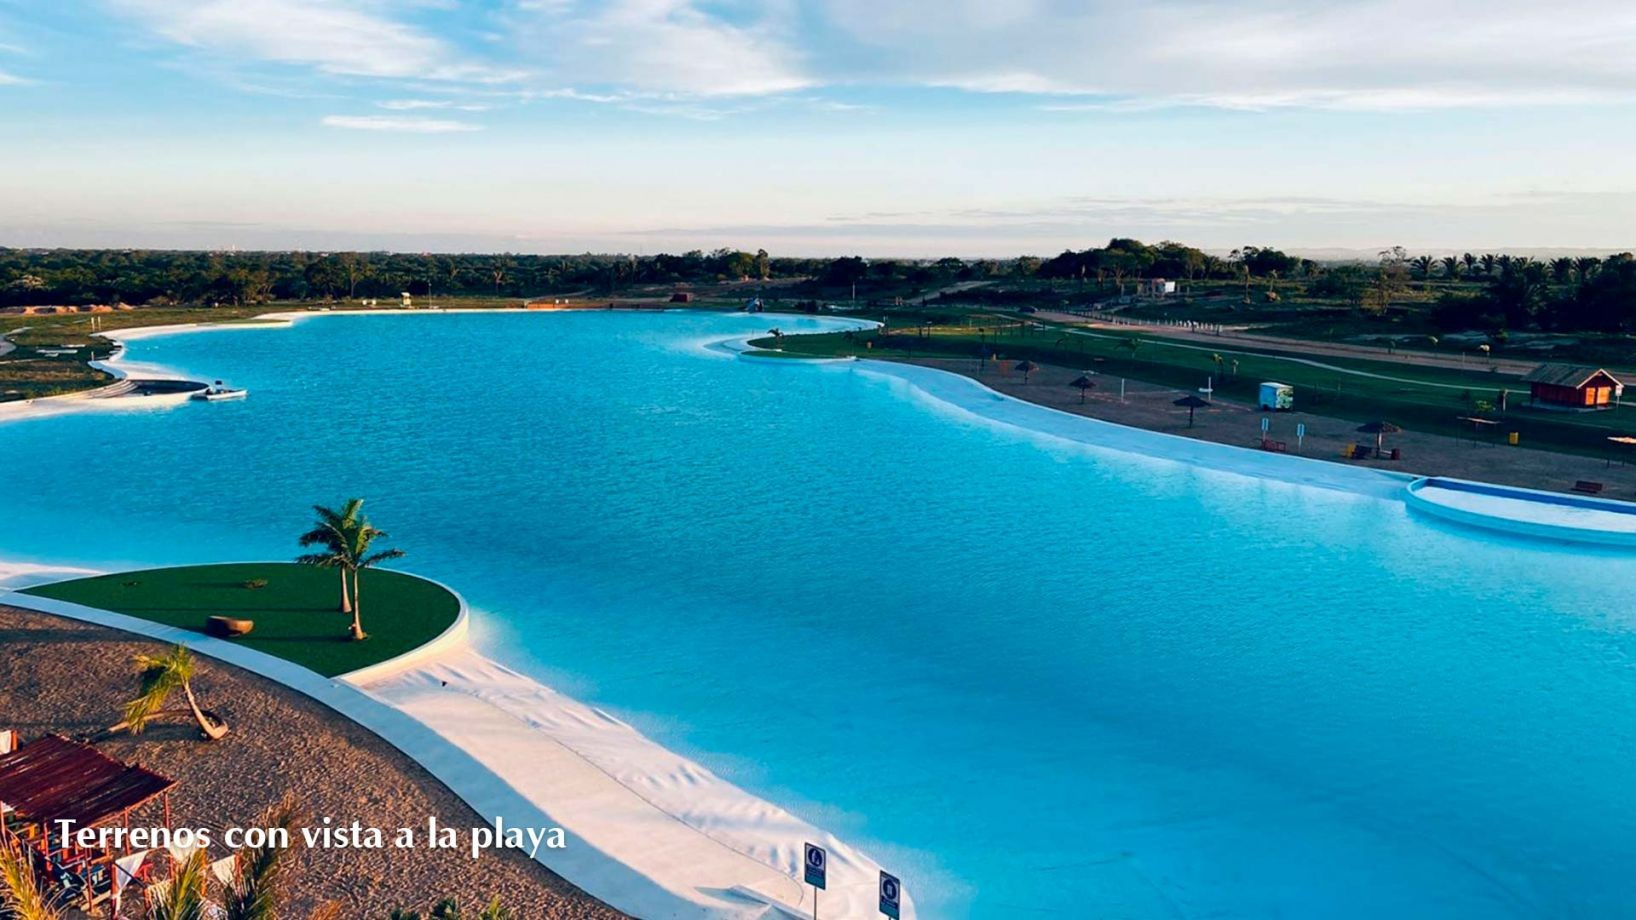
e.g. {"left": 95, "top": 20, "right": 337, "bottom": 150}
{"left": 901, "top": 356, "right": 1636, "bottom": 498}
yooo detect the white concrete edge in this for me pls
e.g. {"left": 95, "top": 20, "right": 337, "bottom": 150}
{"left": 1405, "top": 477, "right": 1636, "bottom": 547}
{"left": 0, "top": 587, "right": 713, "bottom": 919}
{"left": 337, "top": 580, "right": 471, "bottom": 685}
{"left": 731, "top": 345, "right": 1417, "bottom": 502}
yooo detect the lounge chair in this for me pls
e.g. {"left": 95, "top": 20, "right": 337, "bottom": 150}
{"left": 1572, "top": 480, "right": 1605, "bottom": 495}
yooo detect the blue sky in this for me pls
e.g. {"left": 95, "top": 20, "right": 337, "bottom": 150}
{"left": 3, "top": 0, "right": 1636, "bottom": 256}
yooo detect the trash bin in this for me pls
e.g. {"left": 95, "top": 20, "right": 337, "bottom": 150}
{"left": 1508, "top": 432, "right": 1519, "bottom": 446}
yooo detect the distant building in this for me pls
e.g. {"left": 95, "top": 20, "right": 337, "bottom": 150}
{"left": 1143, "top": 278, "right": 1178, "bottom": 296}
{"left": 1522, "top": 364, "right": 1623, "bottom": 410}
{"left": 670, "top": 291, "right": 695, "bottom": 303}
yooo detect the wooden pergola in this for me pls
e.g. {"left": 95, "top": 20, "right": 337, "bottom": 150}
{"left": 0, "top": 734, "right": 176, "bottom": 916}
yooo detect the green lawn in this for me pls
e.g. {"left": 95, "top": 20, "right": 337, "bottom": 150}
{"left": 754, "top": 322, "right": 1636, "bottom": 459}
{"left": 22, "top": 562, "right": 459, "bottom": 677}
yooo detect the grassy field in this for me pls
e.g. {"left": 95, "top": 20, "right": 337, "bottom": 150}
{"left": 752, "top": 319, "right": 1636, "bottom": 459}
{"left": 22, "top": 562, "right": 460, "bottom": 677}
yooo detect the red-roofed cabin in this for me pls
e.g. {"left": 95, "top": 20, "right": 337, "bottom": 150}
{"left": 1523, "top": 364, "right": 1623, "bottom": 410}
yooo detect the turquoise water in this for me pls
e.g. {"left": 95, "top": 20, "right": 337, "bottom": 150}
{"left": 5, "top": 311, "right": 1636, "bottom": 918}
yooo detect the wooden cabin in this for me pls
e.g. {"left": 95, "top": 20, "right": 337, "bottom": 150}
{"left": 1523, "top": 364, "right": 1623, "bottom": 410}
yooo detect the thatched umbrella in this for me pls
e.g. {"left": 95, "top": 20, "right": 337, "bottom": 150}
{"left": 1015, "top": 360, "right": 1038, "bottom": 384}
{"left": 1173, "top": 393, "right": 1210, "bottom": 427}
{"left": 1070, "top": 375, "right": 1096, "bottom": 403}
{"left": 1356, "top": 420, "right": 1401, "bottom": 456}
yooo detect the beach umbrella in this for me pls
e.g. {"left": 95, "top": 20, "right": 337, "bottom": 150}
{"left": 1015, "top": 360, "right": 1038, "bottom": 384}
{"left": 1356, "top": 420, "right": 1401, "bottom": 455}
{"left": 1070, "top": 375, "right": 1096, "bottom": 403}
{"left": 1173, "top": 393, "right": 1210, "bottom": 427}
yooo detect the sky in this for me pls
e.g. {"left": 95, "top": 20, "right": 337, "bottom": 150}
{"left": 3, "top": 0, "right": 1636, "bottom": 257}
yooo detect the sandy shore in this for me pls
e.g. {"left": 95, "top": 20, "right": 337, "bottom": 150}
{"left": 892, "top": 356, "right": 1636, "bottom": 498}
{"left": 0, "top": 604, "right": 625, "bottom": 919}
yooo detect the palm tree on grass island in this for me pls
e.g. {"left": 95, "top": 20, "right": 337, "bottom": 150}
{"left": 297, "top": 499, "right": 363, "bottom": 615}
{"left": 298, "top": 499, "right": 405, "bottom": 641}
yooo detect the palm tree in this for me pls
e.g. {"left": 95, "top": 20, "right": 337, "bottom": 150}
{"left": 1440, "top": 255, "right": 1461, "bottom": 279}
{"left": 334, "top": 511, "right": 404, "bottom": 642}
{"left": 221, "top": 795, "right": 304, "bottom": 920}
{"left": 143, "top": 850, "right": 210, "bottom": 920}
{"left": 1479, "top": 253, "right": 1497, "bottom": 276}
{"left": 1575, "top": 256, "right": 1601, "bottom": 283}
{"left": 1411, "top": 255, "right": 1435, "bottom": 280}
{"left": 1461, "top": 252, "right": 1477, "bottom": 276}
{"left": 298, "top": 499, "right": 364, "bottom": 614}
{"left": 0, "top": 840, "right": 64, "bottom": 920}
{"left": 116, "top": 645, "right": 229, "bottom": 741}
{"left": 1550, "top": 257, "right": 1575, "bottom": 284}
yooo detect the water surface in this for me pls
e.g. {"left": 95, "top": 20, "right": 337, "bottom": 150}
{"left": 4, "top": 311, "right": 1636, "bottom": 918}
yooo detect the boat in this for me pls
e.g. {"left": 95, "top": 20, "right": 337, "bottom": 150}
{"left": 193, "top": 383, "right": 248, "bottom": 401}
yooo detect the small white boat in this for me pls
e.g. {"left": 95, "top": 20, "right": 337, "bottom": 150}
{"left": 193, "top": 385, "right": 248, "bottom": 401}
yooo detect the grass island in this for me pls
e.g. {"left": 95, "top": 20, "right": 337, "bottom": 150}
{"left": 21, "top": 562, "right": 460, "bottom": 678}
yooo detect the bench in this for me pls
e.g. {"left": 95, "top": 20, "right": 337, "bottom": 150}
{"left": 1572, "top": 480, "right": 1605, "bottom": 495}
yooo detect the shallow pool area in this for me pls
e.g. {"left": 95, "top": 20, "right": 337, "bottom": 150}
{"left": 5, "top": 311, "right": 1636, "bottom": 918}
{"left": 1408, "top": 476, "right": 1636, "bottom": 544}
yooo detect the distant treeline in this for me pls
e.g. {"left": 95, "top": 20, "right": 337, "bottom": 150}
{"left": 4, "top": 240, "right": 1636, "bottom": 333}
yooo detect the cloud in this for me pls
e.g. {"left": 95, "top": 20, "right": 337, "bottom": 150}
{"left": 379, "top": 98, "right": 490, "bottom": 111}
{"left": 110, "top": 0, "right": 523, "bottom": 83}
{"left": 814, "top": 0, "right": 1636, "bottom": 110}
{"left": 98, "top": 0, "right": 1636, "bottom": 113}
{"left": 507, "top": 0, "right": 810, "bottom": 96}
{"left": 321, "top": 114, "right": 482, "bottom": 132}
{"left": 0, "top": 69, "right": 25, "bottom": 85}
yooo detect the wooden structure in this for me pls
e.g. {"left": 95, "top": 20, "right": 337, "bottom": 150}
{"left": 1523, "top": 364, "right": 1623, "bottom": 410}
{"left": 0, "top": 734, "right": 176, "bottom": 915}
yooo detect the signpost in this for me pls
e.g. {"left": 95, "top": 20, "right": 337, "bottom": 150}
{"left": 804, "top": 843, "right": 826, "bottom": 919}
{"left": 1296, "top": 422, "right": 1306, "bottom": 451}
{"left": 879, "top": 870, "right": 902, "bottom": 919}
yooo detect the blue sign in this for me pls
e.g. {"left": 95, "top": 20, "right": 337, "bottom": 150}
{"left": 803, "top": 843, "right": 827, "bottom": 890}
{"left": 879, "top": 870, "right": 901, "bottom": 918}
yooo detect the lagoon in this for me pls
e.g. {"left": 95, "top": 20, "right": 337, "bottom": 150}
{"left": 4, "top": 310, "right": 1636, "bottom": 917}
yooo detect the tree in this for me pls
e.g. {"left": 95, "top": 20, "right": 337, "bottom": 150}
{"left": 490, "top": 256, "right": 515, "bottom": 296}
{"left": 1411, "top": 255, "right": 1435, "bottom": 280}
{"left": 221, "top": 795, "right": 304, "bottom": 920}
{"left": 1439, "top": 255, "right": 1461, "bottom": 279}
{"left": 117, "top": 645, "right": 229, "bottom": 741}
{"left": 143, "top": 849, "right": 210, "bottom": 920}
{"left": 0, "top": 838, "right": 64, "bottom": 920}
{"left": 302, "top": 502, "right": 405, "bottom": 642}
{"left": 1486, "top": 261, "right": 1548, "bottom": 328}
{"left": 337, "top": 252, "right": 370, "bottom": 299}
{"left": 1550, "top": 257, "right": 1575, "bottom": 284}
{"left": 298, "top": 499, "right": 364, "bottom": 614}
{"left": 1574, "top": 256, "right": 1601, "bottom": 283}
